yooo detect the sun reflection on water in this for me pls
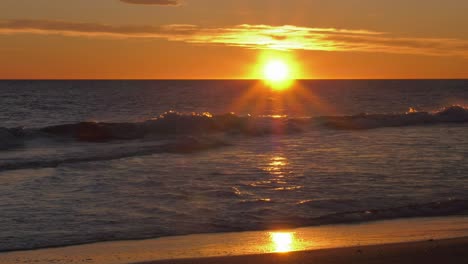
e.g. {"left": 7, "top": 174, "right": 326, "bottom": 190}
{"left": 269, "top": 157, "right": 287, "bottom": 169}
{"left": 266, "top": 156, "right": 287, "bottom": 176}
{"left": 270, "top": 232, "right": 295, "bottom": 253}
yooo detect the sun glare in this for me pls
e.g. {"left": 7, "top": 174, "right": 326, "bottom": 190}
{"left": 264, "top": 60, "right": 289, "bottom": 82}
{"left": 270, "top": 232, "right": 294, "bottom": 253}
{"left": 259, "top": 55, "right": 297, "bottom": 91}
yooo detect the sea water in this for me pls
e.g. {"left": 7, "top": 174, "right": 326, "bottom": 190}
{"left": 0, "top": 80, "right": 467, "bottom": 251}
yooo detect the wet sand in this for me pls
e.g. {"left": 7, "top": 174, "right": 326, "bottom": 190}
{"left": 145, "top": 237, "right": 468, "bottom": 264}
{"left": 1, "top": 217, "right": 468, "bottom": 264}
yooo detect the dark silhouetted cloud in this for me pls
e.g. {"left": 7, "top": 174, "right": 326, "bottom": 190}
{"left": 119, "top": 0, "right": 180, "bottom": 6}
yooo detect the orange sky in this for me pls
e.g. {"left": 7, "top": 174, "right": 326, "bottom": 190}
{"left": 1, "top": 0, "right": 467, "bottom": 79}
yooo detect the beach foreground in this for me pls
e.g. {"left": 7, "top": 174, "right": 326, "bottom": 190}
{"left": 3, "top": 237, "right": 466, "bottom": 264}
{"left": 146, "top": 237, "right": 468, "bottom": 264}
{"left": 1, "top": 217, "right": 468, "bottom": 264}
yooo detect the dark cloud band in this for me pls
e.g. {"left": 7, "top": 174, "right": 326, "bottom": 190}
{"left": 119, "top": 0, "right": 180, "bottom": 6}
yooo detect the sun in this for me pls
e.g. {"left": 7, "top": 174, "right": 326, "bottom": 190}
{"left": 261, "top": 58, "right": 295, "bottom": 90}
{"left": 264, "top": 60, "right": 289, "bottom": 82}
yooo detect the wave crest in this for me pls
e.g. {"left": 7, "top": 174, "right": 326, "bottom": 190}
{"left": 1, "top": 105, "right": 467, "bottom": 146}
{"left": 38, "top": 112, "right": 301, "bottom": 142}
{"left": 320, "top": 105, "right": 468, "bottom": 130}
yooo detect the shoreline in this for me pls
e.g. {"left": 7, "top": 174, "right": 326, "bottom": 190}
{"left": 144, "top": 237, "right": 468, "bottom": 264}
{"left": 1, "top": 216, "right": 468, "bottom": 264}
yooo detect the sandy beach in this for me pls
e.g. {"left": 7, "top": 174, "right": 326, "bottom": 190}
{"left": 1, "top": 217, "right": 468, "bottom": 264}
{"left": 145, "top": 237, "right": 468, "bottom": 264}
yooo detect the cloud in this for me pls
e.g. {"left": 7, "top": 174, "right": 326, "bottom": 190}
{"left": 0, "top": 19, "right": 197, "bottom": 38}
{"left": 1, "top": 19, "right": 467, "bottom": 58}
{"left": 119, "top": 0, "right": 180, "bottom": 6}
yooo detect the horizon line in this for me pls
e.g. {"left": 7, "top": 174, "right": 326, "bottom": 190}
{"left": 1, "top": 78, "right": 468, "bottom": 81}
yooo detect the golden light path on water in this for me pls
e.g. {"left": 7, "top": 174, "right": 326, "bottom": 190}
{"left": 270, "top": 232, "right": 295, "bottom": 253}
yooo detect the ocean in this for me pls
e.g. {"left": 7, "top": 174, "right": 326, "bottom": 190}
{"left": 0, "top": 80, "right": 467, "bottom": 252}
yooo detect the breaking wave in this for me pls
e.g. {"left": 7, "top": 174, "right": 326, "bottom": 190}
{"left": 0, "top": 105, "right": 467, "bottom": 149}
{"left": 319, "top": 105, "right": 468, "bottom": 130}
{"left": 38, "top": 111, "right": 304, "bottom": 142}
